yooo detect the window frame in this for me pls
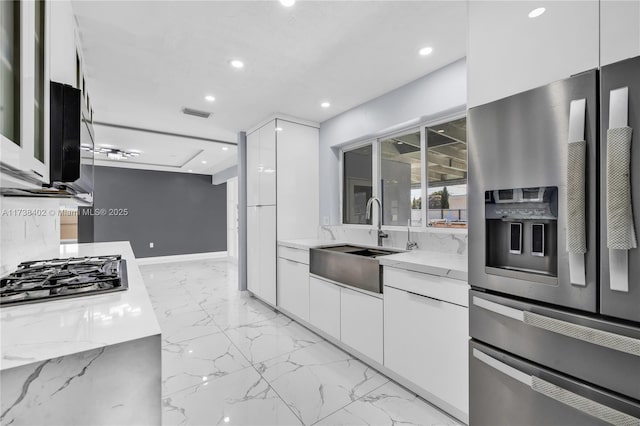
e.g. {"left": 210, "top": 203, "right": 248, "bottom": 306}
{"left": 339, "top": 110, "right": 467, "bottom": 230}
{"left": 339, "top": 139, "right": 376, "bottom": 227}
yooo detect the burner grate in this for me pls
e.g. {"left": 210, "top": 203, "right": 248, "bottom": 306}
{"left": 0, "top": 255, "right": 128, "bottom": 306}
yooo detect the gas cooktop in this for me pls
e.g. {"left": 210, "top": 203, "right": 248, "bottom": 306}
{"left": 0, "top": 255, "right": 128, "bottom": 307}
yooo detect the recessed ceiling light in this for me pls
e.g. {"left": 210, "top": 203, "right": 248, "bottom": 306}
{"left": 397, "top": 142, "right": 404, "bottom": 145}
{"left": 419, "top": 46, "right": 433, "bottom": 56}
{"left": 321, "top": 102, "right": 331, "bottom": 108}
{"left": 275, "top": 127, "right": 283, "bottom": 132}
{"left": 100, "top": 143, "right": 113, "bottom": 148}
{"left": 437, "top": 129, "right": 445, "bottom": 133}
{"left": 201, "top": 160, "right": 207, "bottom": 164}
{"left": 280, "top": 0, "right": 295, "bottom": 6}
{"left": 222, "top": 147, "right": 229, "bottom": 151}
{"left": 230, "top": 60, "right": 244, "bottom": 69}
{"left": 528, "top": 7, "right": 546, "bottom": 18}
{"left": 188, "top": 169, "right": 193, "bottom": 172}
{"left": 205, "top": 95, "right": 215, "bottom": 102}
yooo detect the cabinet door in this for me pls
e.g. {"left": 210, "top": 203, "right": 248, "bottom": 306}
{"left": 258, "top": 205, "right": 277, "bottom": 305}
{"left": 309, "top": 277, "right": 340, "bottom": 340}
{"left": 1, "top": 0, "right": 49, "bottom": 183}
{"left": 246, "top": 206, "right": 260, "bottom": 295}
{"left": 600, "top": 1, "right": 640, "bottom": 66}
{"left": 384, "top": 286, "right": 469, "bottom": 416}
{"left": 49, "top": 0, "right": 77, "bottom": 86}
{"left": 277, "top": 258, "right": 309, "bottom": 321}
{"left": 246, "top": 129, "right": 260, "bottom": 206}
{"left": 258, "top": 120, "right": 276, "bottom": 205}
{"left": 468, "top": 2, "right": 599, "bottom": 107}
{"left": 276, "top": 119, "right": 319, "bottom": 240}
{"left": 340, "top": 287, "right": 383, "bottom": 364}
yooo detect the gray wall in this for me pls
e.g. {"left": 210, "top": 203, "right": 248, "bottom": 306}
{"left": 319, "top": 58, "right": 467, "bottom": 225}
{"left": 81, "top": 166, "right": 227, "bottom": 258}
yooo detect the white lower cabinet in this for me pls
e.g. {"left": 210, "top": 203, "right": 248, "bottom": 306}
{"left": 340, "top": 287, "right": 383, "bottom": 364}
{"left": 384, "top": 285, "right": 469, "bottom": 416}
{"left": 277, "top": 258, "right": 309, "bottom": 321}
{"left": 309, "top": 276, "right": 341, "bottom": 340}
{"left": 247, "top": 205, "right": 276, "bottom": 305}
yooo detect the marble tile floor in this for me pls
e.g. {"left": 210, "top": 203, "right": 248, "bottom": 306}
{"left": 140, "top": 259, "right": 461, "bottom": 426}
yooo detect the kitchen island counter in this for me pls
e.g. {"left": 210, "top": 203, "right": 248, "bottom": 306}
{"left": 0, "top": 241, "right": 160, "bottom": 370}
{"left": 0, "top": 241, "right": 161, "bottom": 426}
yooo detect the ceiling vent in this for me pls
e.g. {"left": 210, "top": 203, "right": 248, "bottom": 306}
{"left": 182, "top": 108, "right": 211, "bottom": 119}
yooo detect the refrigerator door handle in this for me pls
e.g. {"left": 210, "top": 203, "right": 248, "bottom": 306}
{"left": 472, "top": 297, "right": 640, "bottom": 356}
{"left": 473, "top": 348, "right": 640, "bottom": 426}
{"left": 566, "top": 98, "right": 587, "bottom": 286}
{"left": 607, "top": 86, "right": 636, "bottom": 293}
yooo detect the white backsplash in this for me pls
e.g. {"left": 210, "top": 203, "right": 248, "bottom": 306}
{"left": 0, "top": 197, "right": 61, "bottom": 275}
{"left": 319, "top": 225, "right": 467, "bottom": 256}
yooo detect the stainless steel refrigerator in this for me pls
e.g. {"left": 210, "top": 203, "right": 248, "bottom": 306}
{"left": 468, "top": 56, "right": 640, "bottom": 425}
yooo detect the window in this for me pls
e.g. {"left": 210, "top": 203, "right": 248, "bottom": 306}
{"left": 343, "top": 144, "right": 373, "bottom": 225}
{"left": 426, "top": 117, "right": 467, "bottom": 227}
{"left": 341, "top": 116, "right": 467, "bottom": 229}
{"left": 1, "top": 0, "right": 21, "bottom": 145}
{"left": 34, "top": 0, "right": 45, "bottom": 162}
{"left": 380, "top": 129, "right": 422, "bottom": 226}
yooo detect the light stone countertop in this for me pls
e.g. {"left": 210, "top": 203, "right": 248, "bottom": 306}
{"left": 379, "top": 250, "right": 468, "bottom": 282}
{"left": 0, "top": 241, "right": 161, "bottom": 370}
{"left": 278, "top": 239, "right": 467, "bottom": 281}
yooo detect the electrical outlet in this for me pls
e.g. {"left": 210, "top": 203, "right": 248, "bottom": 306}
{"left": 322, "top": 216, "right": 330, "bottom": 226}
{"left": 149, "top": 242, "right": 154, "bottom": 248}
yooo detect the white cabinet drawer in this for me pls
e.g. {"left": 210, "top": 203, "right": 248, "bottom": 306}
{"left": 309, "top": 276, "right": 340, "bottom": 340}
{"left": 384, "top": 286, "right": 469, "bottom": 416}
{"left": 340, "top": 286, "right": 383, "bottom": 364}
{"left": 277, "top": 258, "right": 309, "bottom": 321}
{"left": 384, "top": 266, "right": 468, "bottom": 307}
{"left": 278, "top": 246, "right": 309, "bottom": 265}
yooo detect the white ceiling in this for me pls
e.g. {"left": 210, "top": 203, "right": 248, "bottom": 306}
{"left": 72, "top": 1, "right": 467, "bottom": 174}
{"left": 91, "top": 124, "right": 237, "bottom": 175}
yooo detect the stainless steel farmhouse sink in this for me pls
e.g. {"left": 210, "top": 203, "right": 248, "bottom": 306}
{"left": 309, "top": 245, "right": 403, "bottom": 294}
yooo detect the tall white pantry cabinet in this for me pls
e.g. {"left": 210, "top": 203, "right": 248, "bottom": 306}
{"left": 246, "top": 118, "right": 319, "bottom": 306}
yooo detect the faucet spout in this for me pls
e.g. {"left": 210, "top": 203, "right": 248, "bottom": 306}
{"left": 366, "top": 197, "right": 388, "bottom": 247}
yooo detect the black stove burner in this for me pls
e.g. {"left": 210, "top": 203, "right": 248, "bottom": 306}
{"left": 0, "top": 255, "right": 128, "bottom": 306}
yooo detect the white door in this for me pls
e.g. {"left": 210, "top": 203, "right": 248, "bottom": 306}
{"left": 340, "top": 287, "right": 383, "bottom": 364}
{"left": 258, "top": 205, "right": 277, "bottom": 305}
{"left": 277, "top": 258, "right": 309, "bottom": 321}
{"left": 259, "top": 121, "right": 277, "bottom": 206}
{"left": 309, "top": 276, "right": 341, "bottom": 339}
{"left": 276, "top": 119, "right": 319, "bottom": 240}
{"left": 384, "top": 286, "right": 469, "bottom": 415}
{"left": 246, "top": 206, "right": 260, "bottom": 295}
{"left": 246, "top": 129, "right": 260, "bottom": 207}
{"left": 226, "top": 177, "right": 238, "bottom": 261}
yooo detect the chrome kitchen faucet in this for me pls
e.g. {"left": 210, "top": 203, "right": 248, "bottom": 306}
{"left": 366, "top": 196, "right": 389, "bottom": 247}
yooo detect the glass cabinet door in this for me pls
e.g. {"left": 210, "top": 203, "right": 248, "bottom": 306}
{"left": 34, "top": 0, "right": 45, "bottom": 162}
{"left": 1, "top": 0, "right": 21, "bottom": 146}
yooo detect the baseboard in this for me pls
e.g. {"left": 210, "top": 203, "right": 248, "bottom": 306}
{"left": 136, "top": 251, "right": 228, "bottom": 265}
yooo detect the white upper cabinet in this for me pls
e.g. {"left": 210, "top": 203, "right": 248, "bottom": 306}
{"left": 246, "top": 120, "right": 277, "bottom": 206}
{"left": 246, "top": 129, "right": 261, "bottom": 206}
{"left": 259, "top": 121, "right": 277, "bottom": 206}
{"left": 600, "top": 0, "right": 640, "bottom": 66}
{"left": 49, "top": 0, "right": 78, "bottom": 86}
{"left": 1, "top": 0, "right": 50, "bottom": 184}
{"left": 468, "top": 1, "right": 599, "bottom": 108}
{"left": 276, "top": 119, "right": 319, "bottom": 240}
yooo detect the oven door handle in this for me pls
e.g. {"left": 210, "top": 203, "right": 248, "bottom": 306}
{"left": 472, "top": 348, "right": 640, "bottom": 426}
{"left": 472, "top": 297, "right": 640, "bottom": 357}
